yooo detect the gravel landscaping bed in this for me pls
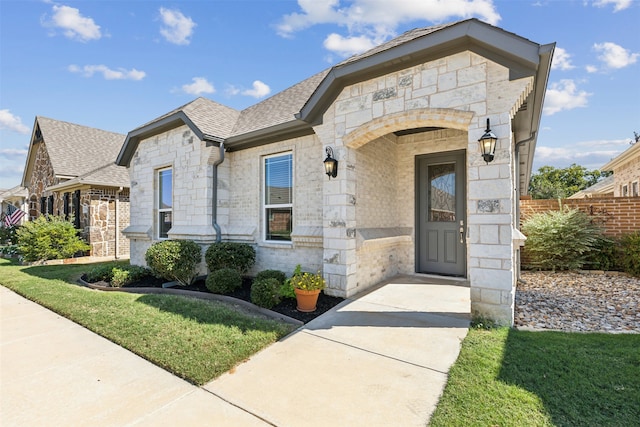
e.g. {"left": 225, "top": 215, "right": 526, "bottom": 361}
{"left": 516, "top": 271, "right": 640, "bottom": 333}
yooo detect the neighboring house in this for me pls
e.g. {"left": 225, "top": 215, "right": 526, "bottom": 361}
{"left": 0, "top": 185, "right": 28, "bottom": 227}
{"left": 117, "top": 19, "right": 554, "bottom": 325}
{"left": 568, "top": 175, "right": 614, "bottom": 199}
{"left": 21, "top": 117, "right": 130, "bottom": 258}
{"left": 602, "top": 142, "right": 640, "bottom": 197}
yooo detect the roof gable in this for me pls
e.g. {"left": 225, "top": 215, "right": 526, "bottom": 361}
{"left": 117, "top": 18, "right": 553, "bottom": 170}
{"left": 23, "top": 117, "right": 125, "bottom": 181}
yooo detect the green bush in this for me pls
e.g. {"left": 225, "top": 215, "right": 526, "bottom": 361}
{"left": 85, "top": 263, "right": 152, "bottom": 287}
{"left": 280, "top": 264, "right": 302, "bottom": 299}
{"left": 255, "top": 269, "right": 286, "bottom": 284}
{"left": 16, "top": 215, "right": 90, "bottom": 262}
{"left": 206, "top": 267, "right": 242, "bottom": 294}
{"left": 0, "top": 245, "right": 19, "bottom": 257}
{"left": 584, "top": 236, "right": 617, "bottom": 271}
{"left": 522, "top": 207, "right": 604, "bottom": 271}
{"left": 250, "top": 278, "right": 282, "bottom": 309}
{"left": 85, "top": 263, "right": 117, "bottom": 282}
{"left": 111, "top": 265, "right": 151, "bottom": 287}
{"left": 619, "top": 231, "right": 640, "bottom": 277}
{"left": 145, "top": 240, "right": 201, "bottom": 286}
{"left": 205, "top": 242, "right": 255, "bottom": 274}
{"left": 0, "top": 225, "right": 19, "bottom": 244}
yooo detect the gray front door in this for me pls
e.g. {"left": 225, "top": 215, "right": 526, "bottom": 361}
{"left": 417, "top": 151, "right": 466, "bottom": 276}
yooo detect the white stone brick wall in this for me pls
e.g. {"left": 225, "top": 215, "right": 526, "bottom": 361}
{"left": 313, "top": 50, "right": 532, "bottom": 324}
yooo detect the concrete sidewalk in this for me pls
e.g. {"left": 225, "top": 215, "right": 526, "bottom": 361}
{"left": 1, "top": 275, "right": 469, "bottom": 426}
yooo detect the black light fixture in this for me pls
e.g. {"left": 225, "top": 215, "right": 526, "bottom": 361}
{"left": 324, "top": 146, "right": 338, "bottom": 179}
{"left": 478, "top": 118, "right": 498, "bottom": 163}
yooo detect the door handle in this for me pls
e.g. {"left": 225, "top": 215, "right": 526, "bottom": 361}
{"left": 459, "top": 220, "right": 464, "bottom": 244}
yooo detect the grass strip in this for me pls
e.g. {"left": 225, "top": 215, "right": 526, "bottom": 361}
{"left": 429, "top": 327, "right": 640, "bottom": 426}
{"left": 0, "top": 258, "right": 294, "bottom": 385}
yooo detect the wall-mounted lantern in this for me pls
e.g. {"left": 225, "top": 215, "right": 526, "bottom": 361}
{"left": 324, "top": 146, "right": 338, "bottom": 179}
{"left": 478, "top": 118, "right": 498, "bottom": 163}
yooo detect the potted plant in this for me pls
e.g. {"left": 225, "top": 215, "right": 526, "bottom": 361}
{"left": 289, "top": 267, "right": 326, "bottom": 312}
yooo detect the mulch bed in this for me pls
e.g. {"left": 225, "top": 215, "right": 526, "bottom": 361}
{"left": 87, "top": 275, "right": 344, "bottom": 324}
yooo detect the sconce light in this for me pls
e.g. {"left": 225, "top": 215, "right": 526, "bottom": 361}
{"left": 324, "top": 146, "right": 338, "bottom": 179}
{"left": 478, "top": 118, "right": 498, "bottom": 163}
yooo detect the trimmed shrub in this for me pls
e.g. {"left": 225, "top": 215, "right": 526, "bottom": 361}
{"left": 85, "top": 263, "right": 152, "bottom": 287}
{"left": 16, "top": 215, "right": 90, "bottom": 262}
{"left": 145, "top": 240, "right": 201, "bottom": 286}
{"left": 206, "top": 267, "right": 242, "bottom": 294}
{"left": 255, "top": 269, "right": 286, "bottom": 284}
{"left": 85, "top": 263, "right": 118, "bottom": 282}
{"left": 522, "top": 207, "right": 604, "bottom": 271}
{"left": 250, "top": 278, "right": 282, "bottom": 309}
{"left": 111, "top": 265, "right": 151, "bottom": 287}
{"left": 205, "top": 242, "right": 255, "bottom": 274}
{"left": 619, "top": 232, "right": 640, "bottom": 277}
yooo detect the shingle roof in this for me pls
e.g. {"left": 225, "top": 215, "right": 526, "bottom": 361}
{"left": 136, "top": 97, "right": 240, "bottom": 139}
{"left": 335, "top": 22, "right": 457, "bottom": 67}
{"left": 47, "top": 162, "right": 130, "bottom": 191}
{"left": 231, "top": 69, "right": 331, "bottom": 136}
{"left": 37, "top": 116, "right": 126, "bottom": 177}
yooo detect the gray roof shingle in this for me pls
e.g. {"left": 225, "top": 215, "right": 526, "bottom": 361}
{"left": 37, "top": 116, "right": 126, "bottom": 177}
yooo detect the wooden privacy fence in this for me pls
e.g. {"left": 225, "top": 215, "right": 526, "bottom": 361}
{"left": 520, "top": 197, "right": 640, "bottom": 237}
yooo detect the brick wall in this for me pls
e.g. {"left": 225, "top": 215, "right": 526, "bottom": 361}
{"left": 520, "top": 197, "right": 640, "bottom": 237}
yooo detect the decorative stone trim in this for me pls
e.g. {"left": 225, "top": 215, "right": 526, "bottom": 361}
{"left": 122, "top": 225, "right": 152, "bottom": 240}
{"left": 356, "top": 227, "right": 413, "bottom": 250}
{"left": 168, "top": 225, "right": 216, "bottom": 242}
{"left": 222, "top": 225, "right": 256, "bottom": 242}
{"left": 291, "top": 226, "right": 323, "bottom": 247}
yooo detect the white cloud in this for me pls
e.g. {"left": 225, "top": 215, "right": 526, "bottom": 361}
{"left": 543, "top": 80, "right": 591, "bottom": 116}
{"left": 551, "top": 47, "right": 575, "bottom": 71}
{"left": 241, "top": 81, "right": 271, "bottom": 98}
{"left": 534, "top": 138, "right": 630, "bottom": 169}
{"left": 0, "top": 110, "right": 30, "bottom": 134}
{"left": 225, "top": 85, "right": 241, "bottom": 96}
{"left": 0, "top": 147, "right": 29, "bottom": 158}
{"left": 323, "top": 33, "right": 378, "bottom": 57}
{"left": 182, "top": 77, "right": 215, "bottom": 95}
{"left": 593, "top": 42, "right": 639, "bottom": 69}
{"left": 592, "top": 0, "right": 632, "bottom": 12}
{"left": 68, "top": 64, "right": 146, "bottom": 80}
{"left": 585, "top": 65, "right": 598, "bottom": 73}
{"left": 277, "top": 0, "right": 500, "bottom": 56}
{"left": 159, "top": 8, "right": 196, "bottom": 45}
{"left": 42, "top": 5, "right": 102, "bottom": 42}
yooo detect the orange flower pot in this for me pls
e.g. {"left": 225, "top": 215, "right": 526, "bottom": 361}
{"left": 294, "top": 288, "right": 321, "bottom": 312}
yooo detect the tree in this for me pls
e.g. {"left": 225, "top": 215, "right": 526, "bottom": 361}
{"left": 528, "top": 164, "right": 611, "bottom": 199}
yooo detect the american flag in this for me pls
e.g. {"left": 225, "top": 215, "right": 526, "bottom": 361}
{"left": 4, "top": 204, "right": 26, "bottom": 227}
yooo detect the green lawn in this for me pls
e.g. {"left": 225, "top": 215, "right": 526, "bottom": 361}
{"left": 429, "top": 327, "right": 640, "bottom": 426}
{"left": 0, "top": 258, "right": 294, "bottom": 385}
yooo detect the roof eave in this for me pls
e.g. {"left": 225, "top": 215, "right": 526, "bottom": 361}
{"left": 223, "top": 119, "right": 314, "bottom": 151}
{"left": 298, "top": 19, "right": 544, "bottom": 126}
{"left": 601, "top": 142, "right": 640, "bottom": 171}
{"left": 116, "top": 111, "right": 207, "bottom": 166}
{"left": 518, "top": 42, "right": 555, "bottom": 193}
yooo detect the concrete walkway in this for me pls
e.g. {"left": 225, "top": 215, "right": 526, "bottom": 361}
{"left": 1, "top": 275, "right": 469, "bottom": 426}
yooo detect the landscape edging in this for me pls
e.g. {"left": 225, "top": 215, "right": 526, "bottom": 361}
{"left": 76, "top": 277, "right": 303, "bottom": 326}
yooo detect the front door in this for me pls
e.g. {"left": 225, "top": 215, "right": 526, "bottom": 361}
{"left": 417, "top": 151, "right": 466, "bottom": 276}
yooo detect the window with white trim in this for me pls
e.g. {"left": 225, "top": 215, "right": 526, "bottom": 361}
{"left": 632, "top": 181, "right": 638, "bottom": 197}
{"left": 264, "top": 153, "right": 292, "bottom": 242}
{"left": 622, "top": 184, "right": 629, "bottom": 197}
{"left": 157, "top": 167, "right": 172, "bottom": 239}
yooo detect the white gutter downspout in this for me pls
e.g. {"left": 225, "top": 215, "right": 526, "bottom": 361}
{"left": 115, "top": 186, "right": 123, "bottom": 259}
{"left": 212, "top": 143, "right": 225, "bottom": 243}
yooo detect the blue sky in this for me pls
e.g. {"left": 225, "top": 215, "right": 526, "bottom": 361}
{"left": 1, "top": 0, "right": 639, "bottom": 189}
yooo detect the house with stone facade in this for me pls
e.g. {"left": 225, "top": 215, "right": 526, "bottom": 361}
{"left": 21, "top": 116, "right": 130, "bottom": 258}
{"left": 117, "top": 19, "right": 554, "bottom": 325}
{"left": 602, "top": 141, "right": 640, "bottom": 197}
